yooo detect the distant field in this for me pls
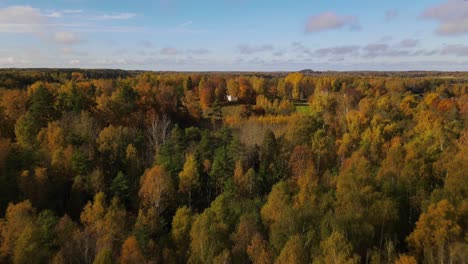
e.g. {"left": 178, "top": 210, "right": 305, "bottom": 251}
{"left": 295, "top": 103, "right": 310, "bottom": 114}
{"left": 222, "top": 104, "right": 247, "bottom": 117}
{"left": 222, "top": 103, "right": 311, "bottom": 115}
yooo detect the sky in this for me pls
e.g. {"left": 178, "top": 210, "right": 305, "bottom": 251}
{"left": 0, "top": 0, "right": 467, "bottom": 71}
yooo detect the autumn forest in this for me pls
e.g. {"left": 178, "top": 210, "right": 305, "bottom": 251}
{"left": 0, "top": 69, "right": 467, "bottom": 264}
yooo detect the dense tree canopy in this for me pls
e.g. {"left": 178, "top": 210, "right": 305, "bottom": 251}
{"left": 0, "top": 69, "right": 466, "bottom": 263}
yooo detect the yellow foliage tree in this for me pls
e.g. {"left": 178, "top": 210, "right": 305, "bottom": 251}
{"left": 407, "top": 199, "right": 462, "bottom": 263}
{"left": 120, "top": 236, "right": 145, "bottom": 264}
{"left": 178, "top": 154, "right": 200, "bottom": 207}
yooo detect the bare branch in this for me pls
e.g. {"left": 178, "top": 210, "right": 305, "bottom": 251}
{"left": 146, "top": 114, "right": 172, "bottom": 155}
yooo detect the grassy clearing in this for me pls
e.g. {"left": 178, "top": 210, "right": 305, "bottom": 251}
{"left": 295, "top": 104, "right": 311, "bottom": 114}
{"left": 222, "top": 103, "right": 311, "bottom": 116}
{"left": 222, "top": 104, "right": 248, "bottom": 117}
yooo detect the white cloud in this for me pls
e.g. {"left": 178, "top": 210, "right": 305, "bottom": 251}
{"left": 160, "top": 47, "right": 178, "bottom": 55}
{"left": 0, "top": 6, "right": 83, "bottom": 42}
{"left": 169, "top": 20, "right": 203, "bottom": 34}
{"left": 385, "top": 10, "right": 398, "bottom": 21}
{"left": 305, "top": 12, "right": 358, "bottom": 33}
{"left": 92, "top": 58, "right": 130, "bottom": 66}
{"left": 291, "top": 42, "right": 312, "bottom": 55}
{"left": 422, "top": 0, "right": 468, "bottom": 35}
{"left": 93, "top": 13, "right": 136, "bottom": 20}
{"left": 0, "top": 5, "right": 45, "bottom": 33}
{"left": 362, "top": 43, "right": 412, "bottom": 58}
{"left": 63, "top": 9, "right": 83, "bottom": 14}
{"left": 380, "top": 36, "right": 393, "bottom": 42}
{"left": 60, "top": 47, "right": 87, "bottom": 56}
{"left": 187, "top": 48, "right": 210, "bottom": 55}
{"left": 61, "top": 47, "right": 72, "bottom": 54}
{"left": 364, "top": 44, "right": 388, "bottom": 52}
{"left": 45, "top": 11, "right": 62, "bottom": 18}
{"left": 400, "top": 38, "right": 419, "bottom": 48}
{"left": 0, "top": 6, "right": 43, "bottom": 23}
{"left": 0, "top": 56, "right": 16, "bottom": 64}
{"left": 178, "top": 21, "right": 193, "bottom": 27}
{"left": 0, "top": 5, "right": 144, "bottom": 46}
{"left": 69, "top": 59, "right": 80, "bottom": 66}
{"left": 273, "top": 50, "right": 285, "bottom": 57}
{"left": 314, "top": 45, "right": 360, "bottom": 57}
{"left": 0, "top": 56, "right": 29, "bottom": 65}
{"left": 440, "top": 44, "right": 468, "bottom": 56}
{"left": 412, "top": 49, "right": 440, "bottom": 56}
{"left": 139, "top": 40, "right": 155, "bottom": 48}
{"left": 54, "top": 32, "right": 81, "bottom": 45}
{"left": 237, "top": 44, "right": 274, "bottom": 54}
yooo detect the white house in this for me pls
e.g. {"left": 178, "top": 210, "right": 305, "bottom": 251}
{"left": 226, "top": 95, "right": 238, "bottom": 102}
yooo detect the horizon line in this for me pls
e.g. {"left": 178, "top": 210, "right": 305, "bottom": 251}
{"left": 1, "top": 67, "right": 467, "bottom": 73}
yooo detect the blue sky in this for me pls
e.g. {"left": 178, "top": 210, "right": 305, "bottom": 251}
{"left": 0, "top": 0, "right": 467, "bottom": 71}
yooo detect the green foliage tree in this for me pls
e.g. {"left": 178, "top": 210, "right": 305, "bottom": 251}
{"left": 275, "top": 235, "right": 307, "bottom": 264}
{"left": 0, "top": 200, "right": 36, "bottom": 261}
{"left": 13, "top": 224, "right": 47, "bottom": 264}
{"left": 29, "top": 84, "right": 56, "bottom": 127}
{"left": 179, "top": 154, "right": 200, "bottom": 207}
{"left": 261, "top": 181, "right": 297, "bottom": 253}
{"left": 189, "top": 193, "right": 239, "bottom": 264}
{"left": 93, "top": 248, "right": 113, "bottom": 264}
{"left": 110, "top": 171, "right": 130, "bottom": 202}
{"left": 407, "top": 200, "right": 464, "bottom": 263}
{"left": 247, "top": 233, "right": 271, "bottom": 264}
{"left": 14, "top": 112, "right": 40, "bottom": 149}
{"left": 171, "top": 206, "right": 193, "bottom": 262}
{"left": 313, "top": 231, "right": 359, "bottom": 264}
